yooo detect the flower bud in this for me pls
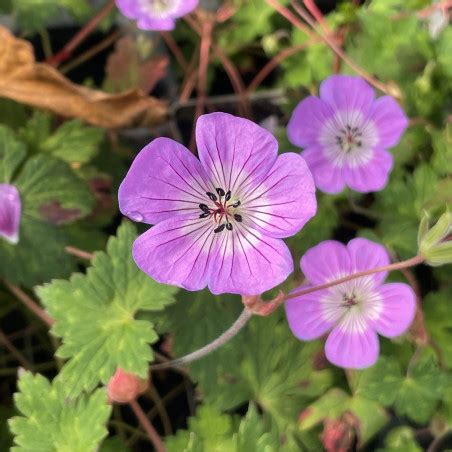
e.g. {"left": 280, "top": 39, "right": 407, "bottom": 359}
{"left": 418, "top": 211, "right": 452, "bottom": 266}
{"left": 107, "top": 368, "right": 148, "bottom": 404}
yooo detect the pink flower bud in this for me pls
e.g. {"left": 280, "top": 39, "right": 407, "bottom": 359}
{"left": 107, "top": 368, "right": 148, "bottom": 404}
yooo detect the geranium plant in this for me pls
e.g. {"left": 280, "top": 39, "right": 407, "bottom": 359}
{"left": 0, "top": 0, "right": 451, "bottom": 451}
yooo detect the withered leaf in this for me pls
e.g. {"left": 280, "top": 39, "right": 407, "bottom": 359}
{"left": 105, "top": 36, "right": 168, "bottom": 94}
{"left": 0, "top": 27, "right": 167, "bottom": 129}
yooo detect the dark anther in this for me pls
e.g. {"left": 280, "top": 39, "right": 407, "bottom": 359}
{"left": 231, "top": 200, "right": 241, "bottom": 208}
{"left": 199, "top": 203, "right": 210, "bottom": 212}
{"left": 214, "top": 224, "right": 225, "bottom": 233}
{"left": 199, "top": 212, "right": 210, "bottom": 218}
{"left": 226, "top": 223, "right": 233, "bottom": 231}
{"left": 356, "top": 141, "right": 362, "bottom": 147}
{"left": 225, "top": 190, "right": 231, "bottom": 201}
{"left": 216, "top": 187, "right": 225, "bottom": 197}
{"left": 206, "top": 192, "right": 217, "bottom": 202}
{"left": 234, "top": 214, "right": 243, "bottom": 222}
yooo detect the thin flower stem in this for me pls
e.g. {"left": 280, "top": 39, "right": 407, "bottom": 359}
{"left": 59, "top": 30, "right": 122, "bottom": 75}
{"left": 129, "top": 399, "right": 166, "bottom": 452}
{"left": 64, "top": 246, "right": 95, "bottom": 260}
{"left": 303, "top": 0, "right": 332, "bottom": 35}
{"left": 147, "top": 384, "right": 173, "bottom": 436}
{"left": 160, "top": 32, "right": 189, "bottom": 71}
{"left": 247, "top": 42, "right": 316, "bottom": 92}
{"left": 2, "top": 279, "right": 54, "bottom": 327}
{"left": 290, "top": 0, "right": 392, "bottom": 95}
{"left": 46, "top": 0, "right": 116, "bottom": 66}
{"left": 284, "top": 255, "right": 425, "bottom": 302}
{"left": 151, "top": 308, "right": 252, "bottom": 370}
{"left": 0, "top": 329, "right": 33, "bottom": 370}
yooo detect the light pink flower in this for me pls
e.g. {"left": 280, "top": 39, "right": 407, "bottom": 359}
{"left": 285, "top": 238, "right": 416, "bottom": 369}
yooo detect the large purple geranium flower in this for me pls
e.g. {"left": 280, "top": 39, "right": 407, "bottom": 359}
{"left": 0, "top": 184, "right": 21, "bottom": 245}
{"left": 116, "top": 0, "right": 198, "bottom": 31}
{"left": 119, "top": 112, "right": 317, "bottom": 295}
{"left": 285, "top": 239, "right": 416, "bottom": 369}
{"left": 287, "top": 75, "right": 408, "bottom": 194}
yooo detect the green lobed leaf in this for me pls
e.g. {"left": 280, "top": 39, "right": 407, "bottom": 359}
{"left": 37, "top": 221, "right": 178, "bottom": 397}
{"left": 355, "top": 353, "right": 448, "bottom": 424}
{"left": 166, "top": 404, "right": 284, "bottom": 452}
{"left": 9, "top": 371, "right": 111, "bottom": 452}
{"left": 40, "top": 119, "right": 103, "bottom": 164}
{"left": 0, "top": 126, "right": 94, "bottom": 286}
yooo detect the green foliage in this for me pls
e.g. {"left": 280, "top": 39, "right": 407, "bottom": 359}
{"left": 37, "top": 222, "right": 178, "bottom": 397}
{"left": 12, "top": 0, "right": 94, "bottom": 32}
{"left": 0, "top": 126, "right": 94, "bottom": 286}
{"left": 379, "top": 427, "right": 422, "bottom": 452}
{"left": 424, "top": 289, "right": 452, "bottom": 368}
{"left": 299, "top": 388, "right": 389, "bottom": 445}
{"left": 162, "top": 291, "right": 334, "bottom": 433}
{"left": 19, "top": 112, "right": 104, "bottom": 164}
{"left": 166, "top": 404, "right": 283, "bottom": 452}
{"left": 355, "top": 353, "right": 448, "bottom": 424}
{"left": 9, "top": 371, "right": 111, "bottom": 451}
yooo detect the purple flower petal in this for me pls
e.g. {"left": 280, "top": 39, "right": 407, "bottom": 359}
{"left": 343, "top": 148, "right": 393, "bottom": 193}
{"left": 300, "top": 240, "right": 352, "bottom": 284}
{"left": 118, "top": 137, "right": 211, "bottom": 224}
{"left": 196, "top": 112, "right": 278, "bottom": 193}
{"left": 347, "top": 238, "right": 390, "bottom": 285}
{"left": 301, "top": 147, "right": 346, "bottom": 194}
{"left": 369, "top": 96, "right": 408, "bottom": 148}
{"left": 208, "top": 225, "right": 294, "bottom": 295}
{"left": 0, "top": 184, "right": 21, "bottom": 245}
{"left": 116, "top": 0, "right": 198, "bottom": 31}
{"left": 325, "top": 322, "right": 379, "bottom": 369}
{"left": 288, "top": 75, "right": 408, "bottom": 194}
{"left": 243, "top": 152, "right": 316, "bottom": 238}
{"left": 137, "top": 16, "right": 176, "bottom": 30}
{"left": 132, "top": 213, "right": 214, "bottom": 292}
{"left": 372, "top": 283, "right": 416, "bottom": 338}
{"left": 287, "top": 96, "right": 333, "bottom": 149}
{"left": 285, "top": 287, "right": 337, "bottom": 340}
{"left": 319, "top": 75, "right": 375, "bottom": 115}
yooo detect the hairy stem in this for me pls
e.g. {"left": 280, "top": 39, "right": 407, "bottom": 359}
{"left": 151, "top": 308, "right": 252, "bottom": 370}
{"left": 284, "top": 255, "right": 424, "bottom": 302}
{"left": 129, "top": 399, "right": 166, "bottom": 452}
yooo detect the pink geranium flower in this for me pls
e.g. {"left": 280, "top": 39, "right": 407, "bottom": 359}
{"left": 0, "top": 184, "right": 21, "bottom": 245}
{"left": 119, "top": 112, "right": 317, "bottom": 295}
{"left": 285, "top": 238, "right": 416, "bottom": 369}
{"left": 116, "top": 0, "right": 198, "bottom": 31}
{"left": 287, "top": 75, "right": 408, "bottom": 194}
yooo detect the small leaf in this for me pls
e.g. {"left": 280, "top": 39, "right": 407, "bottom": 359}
{"left": 0, "top": 126, "right": 27, "bottom": 184}
{"left": 9, "top": 371, "right": 111, "bottom": 451}
{"left": 37, "top": 221, "right": 178, "bottom": 397}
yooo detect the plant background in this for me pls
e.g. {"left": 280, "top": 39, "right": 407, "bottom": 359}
{"left": 0, "top": 0, "right": 451, "bottom": 450}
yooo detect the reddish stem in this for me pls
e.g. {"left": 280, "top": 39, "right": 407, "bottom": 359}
{"left": 2, "top": 279, "right": 54, "bottom": 327}
{"left": 161, "top": 32, "right": 189, "bottom": 71}
{"left": 46, "top": 0, "right": 116, "bottom": 66}
{"left": 129, "top": 399, "right": 166, "bottom": 452}
{"left": 265, "top": 0, "right": 314, "bottom": 38}
{"left": 284, "top": 255, "right": 424, "bottom": 302}
{"left": 289, "top": 0, "right": 392, "bottom": 94}
{"left": 65, "top": 246, "right": 95, "bottom": 261}
{"left": 189, "top": 18, "right": 214, "bottom": 150}
{"left": 303, "top": 0, "right": 332, "bottom": 34}
{"left": 248, "top": 42, "right": 316, "bottom": 92}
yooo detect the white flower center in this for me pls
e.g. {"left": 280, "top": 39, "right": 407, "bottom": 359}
{"left": 140, "top": 0, "right": 181, "bottom": 17}
{"left": 320, "top": 110, "right": 378, "bottom": 168}
{"left": 320, "top": 276, "right": 382, "bottom": 333}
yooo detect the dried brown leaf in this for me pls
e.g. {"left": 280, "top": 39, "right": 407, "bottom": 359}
{"left": 0, "top": 27, "right": 167, "bottom": 128}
